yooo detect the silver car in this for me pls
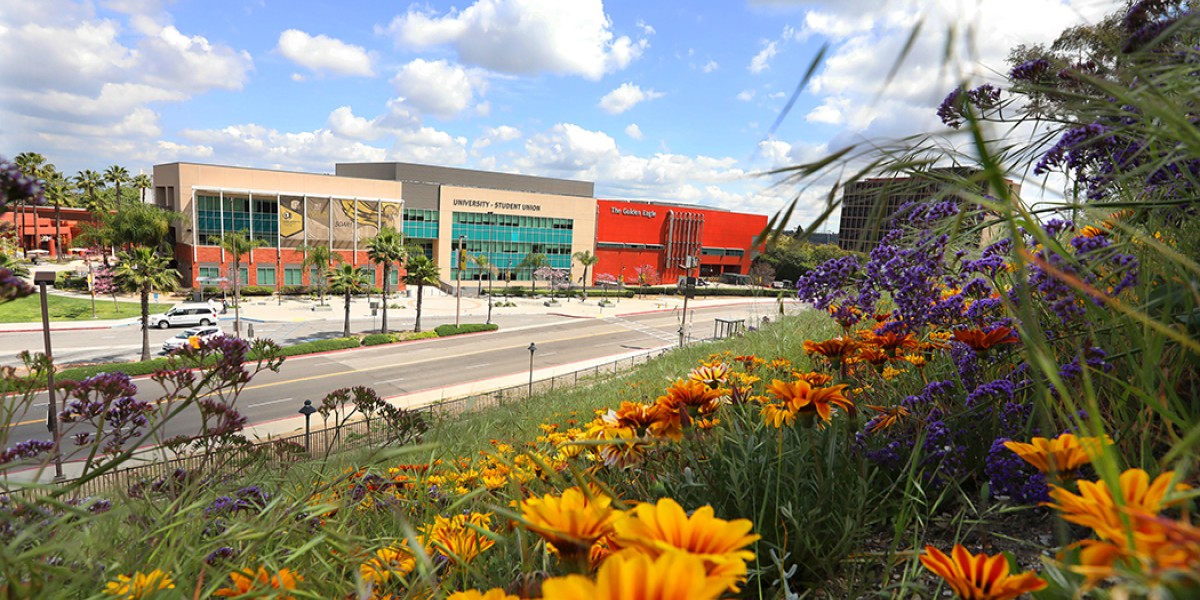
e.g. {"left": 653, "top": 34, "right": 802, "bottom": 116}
{"left": 162, "top": 326, "right": 223, "bottom": 353}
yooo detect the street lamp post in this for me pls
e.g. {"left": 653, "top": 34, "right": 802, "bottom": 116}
{"left": 486, "top": 212, "right": 494, "bottom": 325}
{"left": 298, "top": 400, "right": 317, "bottom": 453}
{"left": 678, "top": 255, "right": 698, "bottom": 348}
{"left": 527, "top": 342, "right": 537, "bottom": 397}
{"left": 455, "top": 234, "right": 465, "bottom": 327}
{"left": 34, "top": 271, "right": 64, "bottom": 480}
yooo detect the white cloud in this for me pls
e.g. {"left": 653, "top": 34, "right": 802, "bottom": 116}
{"left": 276, "top": 29, "right": 374, "bottom": 77}
{"left": 702, "top": 60, "right": 719, "bottom": 73}
{"left": 736, "top": 89, "right": 756, "bottom": 101}
{"left": 137, "top": 24, "right": 253, "bottom": 92}
{"left": 473, "top": 124, "right": 521, "bottom": 150}
{"left": 381, "top": 0, "right": 648, "bottom": 80}
{"left": 328, "top": 106, "right": 384, "bottom": 141}
{"left": 625, "top": 123, "right": 643, "bottom": 140}
{"left": 637, "top": 19, "right": 656, "bottom": 35}
{"left": 391, "top": 59, "right": 485, "bottom": 119}
{"left": 749, "top": 40, "right": 778, "bottom": 73}
{"left": 598, "top": 83, "right": 663, "bottom": 115}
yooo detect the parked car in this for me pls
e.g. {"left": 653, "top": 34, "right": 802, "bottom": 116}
{"left": 771, "top": 279, "right": 794, "bottom": 289}
{"left": 162, "top": 325, "right": 223, "bottom": 353}
{"left": 677, "top": 276, "right": 709, "bottom": 288}
{"left": 148, "top": 303, "right": 220, "bottom": 329}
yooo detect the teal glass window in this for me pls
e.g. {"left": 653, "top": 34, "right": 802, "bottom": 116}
{"left": 257, "top": 266, "right": 276, "bottom": 286}
{"left": 284, "top": 267, "right": 303, "bottom": 286}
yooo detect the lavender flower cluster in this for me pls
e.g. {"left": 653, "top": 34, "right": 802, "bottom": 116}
{"left": 937, "top": 84, "right": 1002, "bottom": 128}
{"left": 0, "top": 156, "right": 45, "bottom": 214}
{"left": 59, "top": 372, "right": 154, "bottom": 456}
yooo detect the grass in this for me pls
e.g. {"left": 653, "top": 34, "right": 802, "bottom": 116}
{"left": 0, "top": 293, "right": 171, "bottom": 323}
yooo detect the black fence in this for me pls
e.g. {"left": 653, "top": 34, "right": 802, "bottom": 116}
{"left": 18, "top": 345, "right": 676, "bottom": 498}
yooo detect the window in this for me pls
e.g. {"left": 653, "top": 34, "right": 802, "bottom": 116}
{"left": 198, "top": 266, "right": 220, "bottom": 280}
{"left": 234, "top": 267, "right": 248, "bottom": 286}
{"left": 257, "top": 266, "right": 276, "bottom": 287}
{"left": 388, "top": 269, "right": 399, "bottom": 286}
{"left": 284, "top": 267, "right": 303, "bottom": 286}
{"left": 310, "top": 267, "right": 320, "bottom": 284}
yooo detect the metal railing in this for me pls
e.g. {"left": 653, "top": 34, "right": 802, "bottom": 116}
{"left": 23, "top": 345, "right": 677, "bottom": 498}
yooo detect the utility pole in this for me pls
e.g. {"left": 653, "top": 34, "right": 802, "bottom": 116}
{"left": 455, "top": 234, "right": 465, "bottom": 327}
{"left": 679, "top": 255, "right": 697, "bottom": 348}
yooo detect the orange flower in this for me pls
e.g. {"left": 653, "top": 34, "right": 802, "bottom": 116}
{"left": 689, "top": 362, "right": 730, "bottom": 388}
{"left": 541, "top": 551, "right": 729, "bottom": 600}
{"left": 801, "top": 385, "right": 854, "bottom": 422}
{"left": 952, "top": 327, "right": 1019, "bottom": 352}
{"left": 448, "top": 589, "right": 521, "bottom": 600}
{"left": 1003, "top": 433, "right": 1109, "bottom": 476}
{"left": 1079, "top": 225, "right": 1107, "bottom": 238}
{"left": 920, "top": 545, "right": 1047, "bottom": 600}
{"left": 868, "top": 331, "right": 919, "bottom": 354}
{"left": 762, "top": 379, "right": 854, "bottom": 425}
{"left": 792, "top": 371, "right": 833, "bottom": 386}
{"left": 422, "top": 512, "right": 497, "bottom": 564}
{"left": 656, "top": 379, "right": 726, "bottom": 415}
{"left": 865, "top": 404, "right": 909, "bottom": 434}
{"left": 213, "top": 566, "right": 302, "bottom": 598}
{"left": 1045, "top": 469, "right": 1188, "bottom": 543}
{"left": 803, "top": 337, "right": 861, "bottom": 363}
{"left": 518, "top": 487, "right": 624, "bottom": 559}
{"left": 360, "top": 545, "right": 416, "bottom": 587}
{"left": 854, "top": 346, "right": 892, "bottom": 367}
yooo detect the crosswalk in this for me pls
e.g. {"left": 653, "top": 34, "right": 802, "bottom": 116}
{"left": 603, "top": 315, "right": 686, "bottom": 344}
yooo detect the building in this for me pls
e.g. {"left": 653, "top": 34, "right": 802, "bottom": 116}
{"left": 153, "top": 162, "right": 404, "bottom": 290}
{"left": 7, "top": 205, "right": 102, "bottom": 259}
{"left": 836, "top": 169, "right": 1018, "bottom": 253}
{"left": 335, "top": 162, "right": 597, "bottom": 285}
{"left": 593, "top": 199, "right": 766, "bottom": 285}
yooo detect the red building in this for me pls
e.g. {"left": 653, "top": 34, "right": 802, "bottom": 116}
{"left": 7, "top": 205, "right": 101, "bottom": 259}
{"left": 594, "top": 199, "right": 766, "bottom": 285}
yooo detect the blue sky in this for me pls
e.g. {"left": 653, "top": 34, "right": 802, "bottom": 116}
{"left": 0, "top": 0, "right": 1114, "bottom": 227}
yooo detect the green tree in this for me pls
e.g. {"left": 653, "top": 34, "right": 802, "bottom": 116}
{"left": 132, "top": 173, "right": 152, "bottom": 204}
{"left": 13, "top": 152, "right": 46, "bottom": 177}
{"left": 104, "top": 165, "right": 130, "bottom": 206}
{"left": 114, "top": 246, "right": 178, "bottom": 361}
{"left": 300, "top": 243, "right": 339, "bottom": 306}
{"left": 42, "top": 170, "right": 70, "bottom": 258}
{"left": 403, "top": 254, "right": 439, "bottom": 333}
{"left": 573, "top": 249, "right": 598, "bottom": 300}
{"left": 329, "top": 264, "right": 372, "bottom": 338}
{"left": 218, "top": 230, "right": 268, "bottom": 338}
{"left": 471, "top": 252, "right": 491, "bottom": 295}
{"left": 74, "top": 169, "right": 106, "bottom": 212}
{"left": 519, "top": 252, "right": 549, "bottom": 296}
{"left": 366, "top": 227, "right": 405, "bottom": 334}
{"left": 80, "top": 202, "right": 180, "bottom": 257}
{"left": 756, "top": 237, "right": 857, "bottom": 282}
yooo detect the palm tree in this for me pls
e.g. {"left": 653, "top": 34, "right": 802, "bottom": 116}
{"left": 218, "top": 230, "right": 268, "bottom": 338}
{"left": 132, "top": 173, "right": 152, "bottom": 204}
{"left": 75, "top": 170, "right": 106, "bottom": 212}
{"left": 471, "top": 252, "right": 491, "bottom": 295}
{"left": 42, "top": 170, "right": 70, "bottom": 259}
{"left": 104, "top": 165, "right": 130, "bottom": 206}
{"left": 365, "top": 227, "right": 405, "bottom": 334}
{"left": 573, "top": 250, "right": 598, "bottom": 301}
{"left": 13, "top": 152, "right": 45, "bottom": 176}
{"left": 329, "top": 264, "right": 371, "bottom": 338}
{"left": 404, "top": 254, "right": 439, "bottom": 333}
{"left": 520, "top": 252, "right": 549, "bottom": 296}
{"left": 300, "top": 243, "right": 339, "bottom": 306}
{"left": 114, "top": 246, "right": 178, "bottom": 361}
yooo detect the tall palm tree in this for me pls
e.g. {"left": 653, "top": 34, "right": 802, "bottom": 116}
{"left": 404, "top": 254, "right": 439, "bottom": 333}
{"left": 132, "top": 173, "right": 152, "bottom": 204}
{"left": 218, "top": 230, "right": 268, "bottom": 338}
{"left": 328, "top": 264, "right": 371, "bottom": 338}
{"left": 520, "top": 252, "right": 549, "bottom": 296}
{"left": 365, "top": 227, "right": 405, "bottom": 334}
{"left": 13, "top": 152, "right": 45, "bottom": 176}
{"left": 104, "top": 165, "right": 130, "bottom": 206}
{"left": 573, "top": 250, "right": 598, "bottom": 301}
{"left": 300, "top": 243, "right": 339, "bottom": 306}
{"left": 42, "top": 170, "right": 69, "bottom": 259}
{"left": 471, "top": 252, "right": 491, "bottom": 295}
{"left": 114, "top": 246, "right": 178, "bottom": 361}
{"left": 75, "top": 170, "right": 106, "bottom": 212}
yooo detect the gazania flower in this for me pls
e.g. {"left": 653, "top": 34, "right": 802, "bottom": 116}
{"left": 854, "top": 347, "right": 892, "bottom": 367}
{"left": 422, "top": 512, "right": 497, "bottom": 564}
{"left": 1078, "top": 225, "right": 1107, "bottom": 238}
{"left": 865, "top": 404, "right": 909, "bottom": 433}
{"left": 920, "top": 544, "right": 1047, "bottom": 600}
{"left": 612, "top": 497, "right": 758, "bottom": 590}
{"left": 869, "top": 331, "right": 920, "bottom": 354}
{"left": 518, "top": 487, "right": 624, "bottom": 559}
{"left": 1003, "top": 433, "right": 1110, "bottom": 476}
{"left": 734, "top": 354, "right": 765, "bottom": 372}
{"left": 1044, "top": 469, "right": 1188, "bottom": 542}
{"left": 689, "top": 362, "right": 730, "bottom": 388}
{"left": 448, "top": 589, "right": 522, "bottom": 600}
{"left": 213, "top": 566, "right": 302, "bottom": 598}
{"left": 541, "top": 551, "right": 729, "bottom": 600}
{"left": 726, "top": 372, "right": 760, "bottom": 404}
{"left": 656, "top": 379, "right": 726, "bottom": 415}
{"left": 792, "top": 371, "right": 833, "bottom": 386}
{"left": 769, "top": 357, "right": 793, "bottom": 370}
{"left": 801, "top": 385, "right": 855, "bottom": 422}
{"left": 803, "top": 337, "right": 861, "bottom": 363}
{"left": 1070, "top": 509, "right": 1200, "bottom": 587}
{"left": 360, "top": 545, "right": 416, "bottom": 586}
{"left": 103, "top": 569, "right": 175, "bottom": 598}
{"left": 952, "top": 327, "right": 1019, "bottom": 352}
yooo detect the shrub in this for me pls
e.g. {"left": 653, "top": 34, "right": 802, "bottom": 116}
{"left": 434, "top": 323, "right": 499, "bottom": 337}
{"left": 361, "top": 333, "right": 393, "bottom": 347}
{"left": 273, "top": 337, "right": 361, "bottom": 357}
{"left": 237, "top": 286, "right": 275, "bottom": 297}
{"left": 280, "top": 285, "right": 311, "bottom": 296}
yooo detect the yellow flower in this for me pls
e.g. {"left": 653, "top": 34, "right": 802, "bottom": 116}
{"left": 1071, "top": 510, "right": 1200, "bottom": 587}
{"left": 448, "top": 589, "right": 522, "bottom": 600}
{"left": 541, "top": 551, "right": 729, "bottom": 600}
{"left": 422, "top": 512, "right": 497, "bottom": 564}
{"left": 881, "top": 366, "right": 907, "bottom": 381}
{"left": 612, "top": 497, "right": 759, "bottom": 590}
{"left": 920, "top": 544, "right": 1047, "bottom": 600}
{"left": 360, "top": 545, "right": 416, "bottom": 586}
{"left": 103, "top": 569, "right": 175, "bottom": 598}
{"left": 656, "top": 379, "right": 727, "bottom": 416}
{"left": 213, "top": 566, "right": 302, "bottom": 598}
{"left": 1044, "top": 469, "right": 1186, "bottom": 540}
{"left": 689, "top": 362, "right": 730, "bottom": 388}
{"left": 1003, "top": 433, "right": 1110, "bottom": 476}
{"left": 518, "top": 487, "right": 624, "bottom": 559}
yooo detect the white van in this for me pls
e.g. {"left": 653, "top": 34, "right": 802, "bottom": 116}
{"left": 148, "top": 303, "right": 220, "bottom": 329}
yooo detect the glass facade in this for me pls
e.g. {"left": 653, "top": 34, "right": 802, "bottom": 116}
{"left": 403, "top": 208, "right": 439, "bottom": 240}
{"left": 450, "top": 212, "right": 573, "bottom": 280}
{"left": 195, "top": 193, "right": 279, "bottom": 244}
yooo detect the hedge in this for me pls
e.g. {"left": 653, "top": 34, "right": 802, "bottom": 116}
{"left": 361, "top": 331, "right": 439, "bottom": 346}
{"left": 273, "top": 337, "right": 361, "bottom": 357}
{"left": 434, "top": 323, "right": 499, "bottom": 337}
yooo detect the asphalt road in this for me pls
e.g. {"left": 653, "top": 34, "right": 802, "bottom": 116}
{"left": 4, "top": 305, "right": 755, "bottom": 450}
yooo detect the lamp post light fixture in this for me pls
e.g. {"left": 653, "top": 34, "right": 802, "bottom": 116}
{"left": 678, "top": 255, "right": 698, "bottom": 348}
{"left": 527, "top": 342, "right": 537, "bottom": 397}
{"left": 486, "top": 212, "right": 494, "bottom": 325}
{"left": 298, "top": 399, "right": 318, "bottom": 453}
{"left": 455, "top": 234, "right": 465, "bottom": 327}
{"left": 34, "top": 271, "right": 64, "bottom": 480}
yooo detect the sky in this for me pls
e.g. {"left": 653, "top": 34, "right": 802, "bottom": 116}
{"left": 0, "top": 0, "right": 1117, "bottom": 229}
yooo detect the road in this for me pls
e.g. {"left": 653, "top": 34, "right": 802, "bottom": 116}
{"left": 4, "top": 304, "right": 767, "bottom": 451}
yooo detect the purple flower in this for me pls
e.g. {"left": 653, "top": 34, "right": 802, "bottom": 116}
{"left": 205, "top": 546, "right": 237, "bottom": 565}
{"left": 0, "top": 440, "right": 55, "bottom": 464}
{"left": 986, "top": 438, "right": 1049, "bottom": 504}
{"left": 1010, "top": 58, "right": 1050, "bottom": 81}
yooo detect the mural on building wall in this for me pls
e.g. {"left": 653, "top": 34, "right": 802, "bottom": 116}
{"left": 351, "top": 200, "right": 381, "bottom": 240}
{"left": 331, "top": 199, "right": 357, "bottom": 249}
{"left": 306, "top": 197, "right": 331, "bottom": 245}
{"left": 279, "top": 196, "right": 305, "bottom": 247}
{"left": 381, "top": 201, "right": 402, "bottom": 234}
